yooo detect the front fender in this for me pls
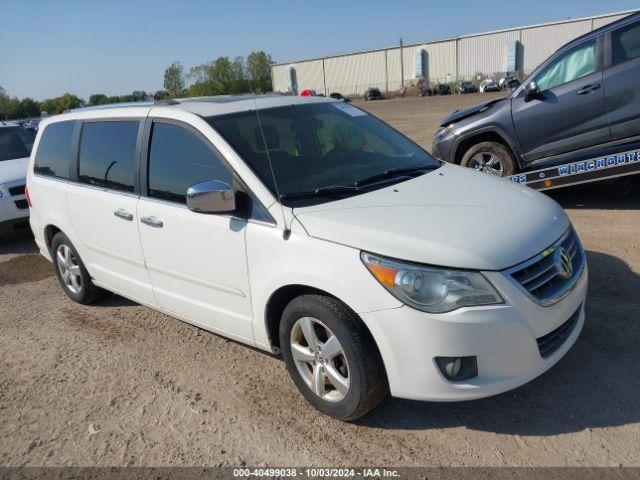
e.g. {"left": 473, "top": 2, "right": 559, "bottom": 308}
{"left": 245, "top": 223, "right": 402, "bottom": 348}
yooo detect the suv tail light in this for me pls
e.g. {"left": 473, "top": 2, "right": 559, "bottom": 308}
{"left": 25, "top": 185, "right": 32, "bottom": 207}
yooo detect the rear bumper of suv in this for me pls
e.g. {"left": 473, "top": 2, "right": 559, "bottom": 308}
{"left": 360, "top": 264, "right": 588, "bottom": 402}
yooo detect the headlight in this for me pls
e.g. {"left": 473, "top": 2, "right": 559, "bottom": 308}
{"left": 361, "top": 252, "right": 503, "bottom": 313}
{"left": 435, "top": 123, "right": 454, "bottom": 137}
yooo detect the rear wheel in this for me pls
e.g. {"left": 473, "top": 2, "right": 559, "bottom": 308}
{"left": 279, "top": 294, "right": 387, "bottom": 421}
{"left": 51, "top": 232, "right": 104, "bottom": 304}
{"left": 461, "top": 141, "right": 516, "bottom": 177}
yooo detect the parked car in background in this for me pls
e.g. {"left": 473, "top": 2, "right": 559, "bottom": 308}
{"left": 415, "top": 79, "right": 432, "bottom": 97}
{"left": 22, "top": 118, "right": 42, "bottom": 132}
{"left": 500, "top": 75, "right": 522, "bottom": 90}
{"left": 329, "top": 92, "right": 350, "bottom": 102}
{"left": 432, "top": 12, "right": 640, "bottom": 187}
{"left": 432, "top": 83, "right": 451, "bottom": 95}
{"left": 0, "top": 122, "right": 36, "bottom": 236}
{"left": 299, "top": 89, "right": 317, "bottom": 97}
{"left": 479, "top": 79, "right": 501, "bottom": 93}
{"left": 363, "top": 87, "right": 382, "bottom": 101}
{"left": 455, "top": 81, "right": 477, "bottom": 94}
{"left": 28, "top": 95, "right": 587, "bottom": 420}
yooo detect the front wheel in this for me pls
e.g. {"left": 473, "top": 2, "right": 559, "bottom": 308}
{"left": 279, "top": 294, "right": 387, "bottom": 421}
{"left": 460, "top": 141, "right": 516, "bottom": 177}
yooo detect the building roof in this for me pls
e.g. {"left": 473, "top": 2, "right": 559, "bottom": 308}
{"left": 270, "top": 8, "right": 640, "bottom": 67}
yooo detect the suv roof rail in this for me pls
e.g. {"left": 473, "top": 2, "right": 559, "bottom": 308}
{"left": 67, "top": 100, "right": 155, "bottom": 113}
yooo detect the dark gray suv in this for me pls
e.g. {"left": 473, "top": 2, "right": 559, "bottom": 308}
{"left": 432, "top": 12, "right": 640, "bottom": 178}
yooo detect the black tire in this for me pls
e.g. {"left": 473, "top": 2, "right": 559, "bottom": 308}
{"left": 51, "top": 232, "right": 104, "bottom": 304}
{"left": 279, "top": 294, "right": 387, "bottom": 421}
{"left": 460, "top": 141, "right": 517, "bottom": 177}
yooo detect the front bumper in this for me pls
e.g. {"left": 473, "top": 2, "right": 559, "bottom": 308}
{"left": 0, "top": 216, "right": 30, "bottom": 236}
{"left": 0, "top": 181, "right": 30, "bottom": 236}
{"left": 360, "top": 265, "right": 588, "bottom": 401}
{"left": 431, "top": 131, "right": 456, "bottom": 163}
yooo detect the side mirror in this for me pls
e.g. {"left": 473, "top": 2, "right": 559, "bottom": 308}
{"left": 524, "top": 81, "right": 538, "bottom": 102}
{"left": 186, "top": 180, "right": 236, "bottom": 214}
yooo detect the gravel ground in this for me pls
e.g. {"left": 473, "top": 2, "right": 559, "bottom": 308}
{"left": 1, "top": 94, "right": 639, "bottom": 467}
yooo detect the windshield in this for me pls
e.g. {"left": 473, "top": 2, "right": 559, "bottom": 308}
{"left": 207, "top": 102, "right": 439, "bottom": 206}
{"left": 0, "top": 126, "right": 36, "bottom": 162}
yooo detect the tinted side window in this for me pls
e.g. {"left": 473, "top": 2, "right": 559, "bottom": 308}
{"left": 535, "top": 40, "right": 597, "bottom": 92}
{"left": 613, "top": 22, "right": 640, "bottom": 65}
{"left": 78, "top": 121, "right": 139, "bottom": 193}
{"left": 148, "top": 122, "right": 232, "bottom": 204}
{"left": 34, "top": 121, "right": 75, "bottom": 178}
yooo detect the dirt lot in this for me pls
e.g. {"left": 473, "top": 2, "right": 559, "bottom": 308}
{"left": 1, "top": 94, "right": 639, "bottom": 467}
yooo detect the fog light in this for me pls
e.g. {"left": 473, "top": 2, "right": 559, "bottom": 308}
{"left": 435, "top": 356, "right": 478, "bottom": 382}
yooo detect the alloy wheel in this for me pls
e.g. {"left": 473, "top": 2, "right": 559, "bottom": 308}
{"left": 469, "top": 152, "right": 504, "bottom": 176}
{"left": 56, "top": 244, "right": 82, "bottom": 294}
{"left": 290, "top": 317, "right": 350, "bottom": 402}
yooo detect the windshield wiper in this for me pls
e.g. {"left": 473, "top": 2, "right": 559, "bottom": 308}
{"left": 279, "top": 185, "right": 361, "bottom": 200}
{"left": 353, "top": 164, "right": 439, "bottom": 187}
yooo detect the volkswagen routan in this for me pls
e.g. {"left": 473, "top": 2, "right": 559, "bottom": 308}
{"left": 27, "top": 95, "right": 588, "bottom": 420}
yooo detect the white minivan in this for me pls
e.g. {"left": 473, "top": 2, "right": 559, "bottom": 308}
{"left": 27, "top": 96, "right": 588, "bottom": 420}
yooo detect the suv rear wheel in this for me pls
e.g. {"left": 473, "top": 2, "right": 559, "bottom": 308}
{"left": 461, "top": 141, "right": 516, "bottom": 177}
{"left": 51, "top": 232, "right": 104, "bottom": 304}
{"left": 279, "top": 294, "right": 387, "bottom": 420}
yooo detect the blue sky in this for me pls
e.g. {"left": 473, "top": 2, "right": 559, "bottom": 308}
{"left": 1, "top": 0, "right": 638, "bottom": 100}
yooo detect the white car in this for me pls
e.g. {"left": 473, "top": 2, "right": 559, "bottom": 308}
{"left": 479, "top": 79, "right": 501, "bottom": 93}
{"left": 0, "top": 123, "right": 35, "bottom": 236}
{"left": 27, "top": 96, "right": 587, "bottom": 420}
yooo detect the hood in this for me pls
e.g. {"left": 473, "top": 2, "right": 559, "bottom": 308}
{"left": 294, "top": 164, "right": 569, "bottom": 271}
{"left": 0, "top": 157, "right": 29, "bottom": 185}
{"left": 439, "top": 97, "right": 508, "bottom": 127}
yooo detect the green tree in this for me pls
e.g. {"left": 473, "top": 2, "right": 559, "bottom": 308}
{"left": 129, "top": 90, "right": 148, "bottom": 102}
{"left": 164, "top": 61, "right": 186, "bottom": 98}
{"left": 89, "top": 93, "right": 109, "bottom": 105}
{"left": 41, "top": 93, "right": 83, "bottom": 115}
{"left": 153, "top": 90, "right": 170, "bottom": 100}
{"left": 247, "top": 51, "right": 273, "bottom": 92}
{"left": 19, "top": 97, "right": 41, "bottom": 117}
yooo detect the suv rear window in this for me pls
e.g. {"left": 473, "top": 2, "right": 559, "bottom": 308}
{"left": 34, "top": 121, "right": 75, "bottom": 178}
{"left": 78, "top": 121, "right": 139, "bottom": 193}
{"left": 613, "top": 21, "right": 640, "bottom": 65}
{"left": 0, "top": 126, "right": 35, "bottom": 162}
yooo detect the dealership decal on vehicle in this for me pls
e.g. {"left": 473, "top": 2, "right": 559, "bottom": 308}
{"left": 509, "top": 148, "right": 640, "bottom": 190}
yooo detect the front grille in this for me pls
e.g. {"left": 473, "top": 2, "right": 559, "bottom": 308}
{"left": 14, "top": 199, "right": 29, "bottom": 210}
{"left": 537, "top": 306, "right": 581, "bottom": 358}
{"left": 8, "top": 184, "right": 25, "bottom": 196}
{"left": 506, "top": 229, "right": 585, "bottom": 306}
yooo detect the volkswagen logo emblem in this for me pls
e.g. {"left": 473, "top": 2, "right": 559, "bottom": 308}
{"left": 555, "top": 247, "right": 573, "bottom": 279}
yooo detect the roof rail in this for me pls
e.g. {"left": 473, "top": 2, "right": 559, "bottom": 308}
{"left": 67, "top": 101, "right": 154, "bottom": 112}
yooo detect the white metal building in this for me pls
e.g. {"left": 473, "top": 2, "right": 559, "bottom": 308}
{"left": 271, "top": 9, "right": 638, "bottom": 96}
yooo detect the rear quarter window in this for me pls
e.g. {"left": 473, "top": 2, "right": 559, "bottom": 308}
{"left": 34, "top": 121, "right": 75, "bottom": 179}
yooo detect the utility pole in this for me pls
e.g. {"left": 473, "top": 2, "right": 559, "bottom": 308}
{"left": 399, "top": 38, "right": 404, "bottom": 91}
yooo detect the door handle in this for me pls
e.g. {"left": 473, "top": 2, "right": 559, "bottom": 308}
{"left": 578, "top": 83, "right": 601, "bottom": 95}
{"left": 140, "top": 215, "right": 163, "bottom": 228}
{"left": 113, "top": 208, "right": 133, "bottom": 221}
